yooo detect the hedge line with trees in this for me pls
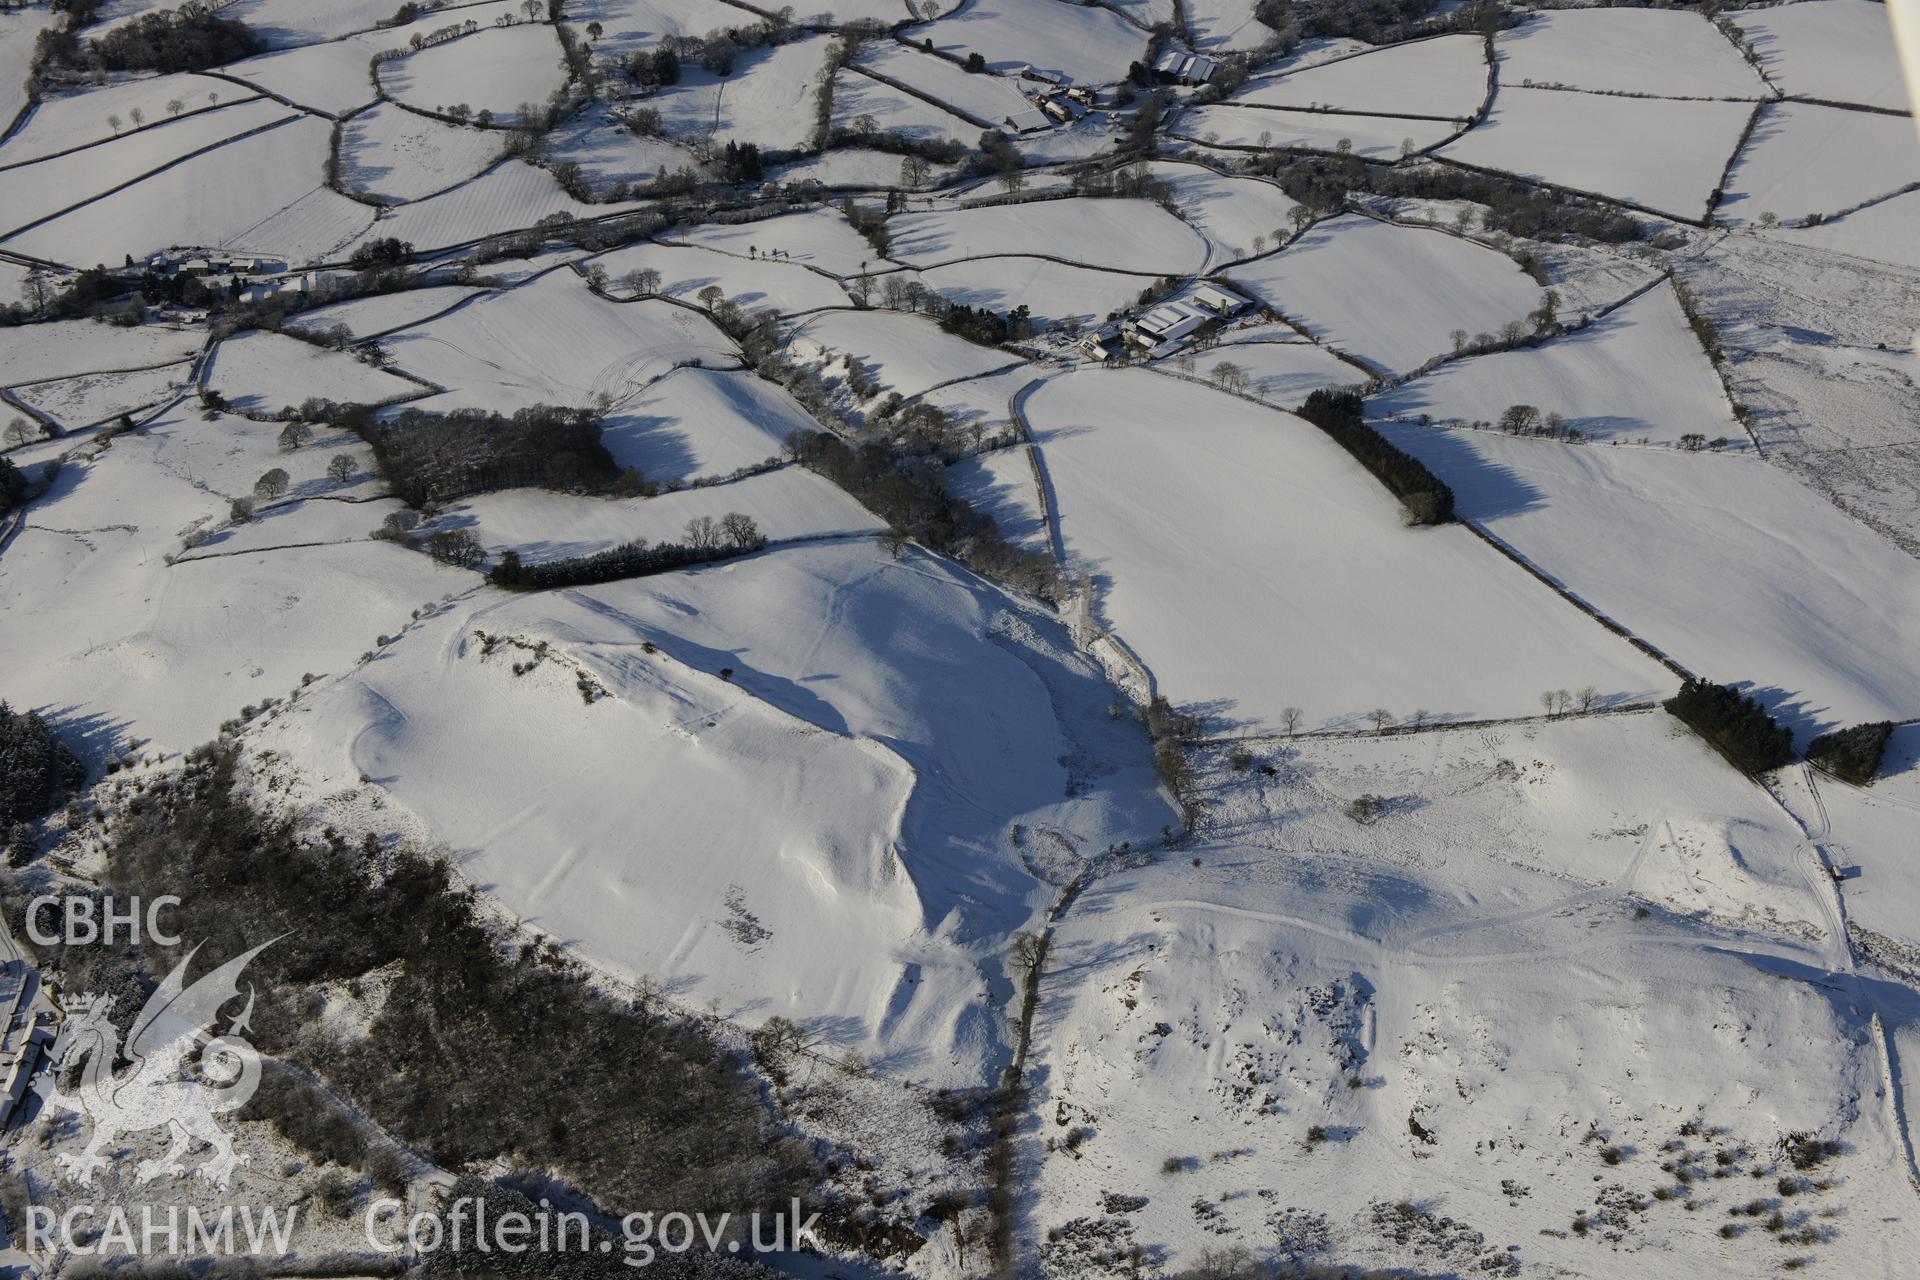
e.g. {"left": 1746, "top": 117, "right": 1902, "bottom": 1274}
{"left": 1662, "top": 678, "right": 1795, "bottom": 776}
{"left": 489, "top": 514, "right": 766, "bottom": 590}
{"left": 1254, "top": 151, "right": 1643, "bottom": 245}
{"left": 785, "top": 430, "right": 1065, "bottom": 602}
{"left": 1296, "top": 389, "right": 1454, "bottom": 525}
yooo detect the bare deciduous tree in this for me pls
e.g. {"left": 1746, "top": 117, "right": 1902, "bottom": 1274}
{"left": 1010, "top": 930, "right": 1045, "bottom": 976}
{"left": 254, "top": 468, "right": 290, "bottom": 501}
{"left": 719, "top": 511, "right": 762, "bottom": 549}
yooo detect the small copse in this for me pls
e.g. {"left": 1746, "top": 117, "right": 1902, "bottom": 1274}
{"left": 1663, "top": 678, "right": 1794, "bottom": 776}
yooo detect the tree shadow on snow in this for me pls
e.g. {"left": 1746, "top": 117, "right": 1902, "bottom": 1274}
{"left": 598, "top": 410, "right": 703, "bottom": 482}
{"left": 1728, "top": 681, "right": 1829, "bottom": 752}
{"left": 1374, "top": 421, "right": 1548, "bottom": 520}
{"left": 37, "top": 704, "right": 131, "bottom": 771}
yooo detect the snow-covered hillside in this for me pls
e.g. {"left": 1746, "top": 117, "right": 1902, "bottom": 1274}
{"left": 3, "top": 0, "right": 1918, "bottom": 1275}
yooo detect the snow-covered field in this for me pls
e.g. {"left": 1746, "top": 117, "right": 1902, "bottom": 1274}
{"left": 1148, "top": 160, "right": 1300, "bottom": 267}
{"left": 0, "top": 6, "right": 53, "bottom": 136}
{"left": 1227, "top": 214, "right": 1544, "bottom": 374}
{"left": 1370, "top": 284, "right": 1742, "bottom": 447}
{"left": 376, "top": 24, "right": 569, "bottom": 125}
{"left": 856, "top": 42, "right": 1037, "bottom": 127}
{"left": 0, "top": 318, "right": 203, "bottom": 386}
{"left": 923, "top": 0, "right": 1145, "bottom": 86}
{"left": 379, "top": 270, "right": 739, "bottom": 412}
{"left": 644, "top": 35, "right": 831, "bottom": 153}
{"left": 1, "top": 73, "right": 244, "bottom": 166}
{"left": 913, "top": 256, "right": 1159, "bottom": 329}
{"left": 221, "top": 40, "right": 385, "bottom": 116}
{"left": 4, "top": 113, "right": 374, "bottom": 267}
{"left": 1179, "top": 0, "right": 1275, "bottom": 53}
{"left": 599, "top": 367, "right": 816, "bottom": 482}
{"left": 284, "top": 284, "right": 484, "bottom": 341}
{"left": 1497, "top": 8, "right": 1769, "bottom": 98}
{"left": 912, "top": 363, "right": 1036, "bottom": 441}
{"left": 784, "top": 308, "right": 1020, "bottom": 399}
{"left": 1789, "top": 726, "right": 1920, "bottom": 967}
{"left": 1198, "top": 337, "right": 1360, "bottom": 405}
{"left": 204, "top": 329, "right": 422, "bottom": 412}
{"left": 887, "top": 197, "right": 1209, "bottom": 273}
{"left": 1175, "top": 103, "right": 1459, "bottom": 157}
{"left": 342, "top": 158, "right": 614, "bottom": 254}
{"left": 223, "top": 0, "right": 415, "bottom": 48}
{"left": 1440, "top": 87, "right": 1754, "bottom": 220}
{"left": 10, "top": 361, "right": 191, "bottom": 431}
{"left": 1719, "top": 102, "right": 1920, "bottom": 229}
{"left": 946, "top": 445, "right": 1048, "bottom": 551}
{"left": 0, "top": 97, "right": 298, "bottom": 235}
{"left": 0, "top": 405, "right": 461, "bottom": 753}
{"left": 591, "top": 240, "right": 850, "bottom": 312}
{"left": 831, "top": 68, "right": 975, "bottom": 145}
{"left": 1382, "top": 425, "right": 1920, "bottom": 741}
{"left": 7, "top": 6, "right": 1920, "bottom": 1273}
{"left": 1026, "top": 369, "right": 1667, "bottom": 732}
{"left": 561, "top": 0, "right": 741, "bottom": 63}
{"left": 771, "top": 145, "right": 956, "bottom": 190}
{"left": 1761, "top": 188, "right": 1920, "bottom": 269}
{"left": 668, "top": 206, "right": 881, "bottom": 276}
{"left": 1232, "top": 34, "right": 1487, "bottom": 118}
{"left": 1731, "top": 0, "right": 1913, "bottom": 112}
{"left": 443, "top": 467, "right": 882, "bottom": 561}
{"left": 339, "top": 103, "right": 505, "bottom": 204}
{"left": 543, "top": 104, "right": 696, "bottom": 194}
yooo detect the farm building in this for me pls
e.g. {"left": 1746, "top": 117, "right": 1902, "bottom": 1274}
{"left": 1003, "top": 107, "right": 1051, "bottom": 134}
{"left": 1192, "top": 282, "right": 1252, "bottom": 317}
{"left": 1154, "top": 51, "right": 1218, "bottom": 87}
{"left": 1124, "top": 301, "right": 1211, "bottom": 357}
{"left": 1076, "top": 329, "right": 1121, "bottom": 362}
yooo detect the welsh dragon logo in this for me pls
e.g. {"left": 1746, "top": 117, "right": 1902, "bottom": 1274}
{"left": 32, "top": 940, "right": 276, "bottom": 1190}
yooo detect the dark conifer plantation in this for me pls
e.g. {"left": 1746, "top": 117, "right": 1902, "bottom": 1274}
{"left": 0, "top": 702, "right": 86, "bottom": 825}
{"left": 1662, "top": 679, "right": 1795, "bottom": 776}
{"left": 1297, "top": 389, "right": 1455, "bottom": 525}
{"left": 1806, "top": 721, "right": 1895, "bottom": 786}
